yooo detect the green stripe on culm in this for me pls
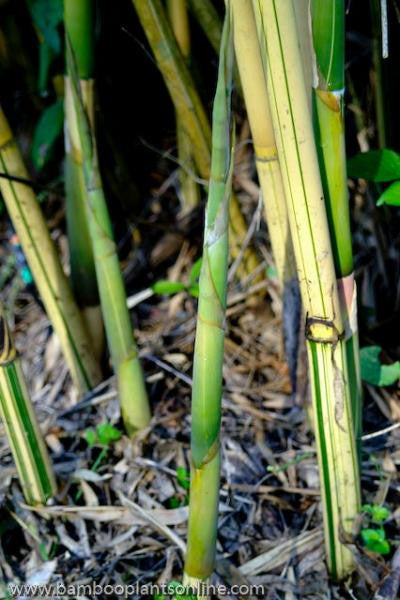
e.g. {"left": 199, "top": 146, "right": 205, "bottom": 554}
{"left": 0, "top": 305, "right": 56, "bottom": 505}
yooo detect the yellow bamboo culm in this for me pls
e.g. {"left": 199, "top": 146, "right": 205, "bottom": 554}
{"left": 253, "top": 0, "right": 360, "bottom": 579}
{"left": 232, "top": 0, "right": 295, "bottom": 285}
{"left": 0, "top": 107, "right": 101, "bottom": 394}
{"left": 167, "top": 0, "right": 200, "bottom": 214}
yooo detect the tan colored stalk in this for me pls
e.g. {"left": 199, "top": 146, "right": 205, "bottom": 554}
{"left": 167, "top": 0, "right": 200, "bottom": 214}
{"left": 0, "top": 107, "right": 101, "bottom": 393}
{"left": 232, "top": 0, "right": 294, "bottom": 284}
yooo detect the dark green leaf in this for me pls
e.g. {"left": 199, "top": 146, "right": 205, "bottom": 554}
{"left": 188, "top": 258, "right": 202, "bottom": 285}
{"left": 360, "top": 346, "right": 400, "bottom": 386}
{"left": 168, "top": 496, "right": 181, "bottom": 509}
{"left": 26, "top": 0, "right": 63, "bottom": 52}
{"left": 152, "top": 280, "right": 186, "bottom": 295}
{"left": 347, "top": 149, "right": 400, "bottom": 182}
{"left": 31, "top": 99, "right": 64, "bottom": 171}
{"left": 377, "top": 180, "right": 400, "bottom": 206}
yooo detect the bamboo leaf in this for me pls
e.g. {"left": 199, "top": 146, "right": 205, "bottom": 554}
{"left": 26, "top": 0, "right": 63, "bottom": 52}
{"left": 377, "top": 180, "right": 400, "bottom": 206}
{"left": 31, "top": 99, "right": 64, "bottom": 171}
{"left": 360, "top": 346, "right": 400, "bottom": 386}
{"left": 347, "top": 149, "right": 400, "bottom": 182}
{"left": 152, "top": 280, "right": 186, "bottom": 295}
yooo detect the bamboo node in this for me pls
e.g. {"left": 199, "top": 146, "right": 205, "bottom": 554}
{"left": 254, "top": 144, "right": 278, "bottom": 163}
{"left": 305, "top": 315, "right": 343, "bottom": 344}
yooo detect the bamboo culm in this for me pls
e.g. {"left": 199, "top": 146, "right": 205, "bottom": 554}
{"left": 66, "top": 39, "right": 151, "bottom": 435}
{"left": 0, "top": 107, "right": 101, "bottom": 394}
{"left": 0, "top": 303, "right": 56, "bottom": 505}
{"left": 64, "top": 0, "right": 104, "bottom": 359}
{"left": 253, "top": 0, "right": 360, "bottom": 579}
{"left": 184, "top": 5, "right": 234, "bottom": 596}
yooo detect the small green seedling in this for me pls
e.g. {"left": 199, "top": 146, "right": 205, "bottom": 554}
{"left": 84, "top": 422, "right": 122, "bottom": 448}
{"left": 151, "top": 258, "right": 202, "bottom": 299}
{"left": 77, "top": 423, "right": 122, "bottom": 500}
{"left": 361, "top": 528, "right": 390, "bottom": 555}
{"left": 154, "top": 580, "right": 197, "bottom": 600}
{"left": 176, "top": 466, "right": 190, "bottom": 490}
{"left": 168, "top": 467, "right": 190, "bottom": 509}
{"left": 360, "top": 504, "right": 391, "bottom": 555}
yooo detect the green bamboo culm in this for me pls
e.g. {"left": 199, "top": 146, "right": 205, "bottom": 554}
{"left": 253, "top": 0, "right": 360, "bottom": 580}
{"left": 311, "top": 0, "right": 362, "bottom": 452}
{"left": 64, "top": 0, "right": 104, "bottom": 360}
{"left": 0, "top": 108, "right": 101, "bottom": 394}
{"left": 131, "top": 0, "right": 260, "bottom": 283}
{"left": 66, "top": 39, "right": 151, "bottom": 436}
{"left": 187, "top": 0, "right": 221, "bottom": 55}
{"left": 0, "top": 303, "right": 56, "bottom": 505}
{"left": 183, "top": 6, "right": 233, "bottom": 597}
{"left": 167, "top": 0, "right": 200, "bottom": 214}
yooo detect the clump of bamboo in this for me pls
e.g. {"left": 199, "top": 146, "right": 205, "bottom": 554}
{"left": 183, "top": 6, "right": 233, "bottom": 595}
{"left": 66, "top": 39, "right": 151, "bottom": 435}
{"left": 253, "top": 0, "right": 360, "bottom": 579}
{"left": 64, "top": 0, "right": 104, "bottom": 360}
{"left": 0, "top": 302, "right": 56, "bottom": 505}
{"left": 167, "top": 0, "right": 200, "bottom": 214}
{"left": 0, "top": 107, "right": 101, "bottom": 394}
{"left": 311, "top": 0, "right": 362, "bottom": 450}
{"left": 131, "top": 0, "right": 260, "bottom": 281}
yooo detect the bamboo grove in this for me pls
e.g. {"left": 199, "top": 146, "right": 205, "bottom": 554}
{"left": 1, "top": 0, "right": 388, "bottom": 590}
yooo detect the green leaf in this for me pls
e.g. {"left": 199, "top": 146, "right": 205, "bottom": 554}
{"left": 166, "top": 581, "right": 197, "bottom": 600}
{"left": 377, "top": 180, "right": 400, "bottom": 206}
{"left": 168, "top": 496, "right": 181, "bottom": 509}
{"left": 84, "top": 428, "right": 97, "bottom": 447}
{"left": 347, "top": 149, "right": 400, "bottom": 182}
{"left": 38, "top": 40, "right": 55, "bottom": 94}
{"left": 152, "top": 280, "right": 186, "bottom": 295}
{"left": 188, "top": 258, "right": 202, "bottom": 285}
{"left": 26, "top": 0, "right": 63, "bottom": 52}
{"left": 187, "top": 283, "right": 199, "bottom": 298}
{"left": 360, "top": 346, "right": 400, "bottom": 386}
{"left": 96, "top": 423, "right": 122, "bottom": 446}
{"left": 31, "top": 99, "right": 64, "bottom": 171}
{"left": 361, "top": 528, "right": 391, "bottom": 555}
{"left": 362, "top": 504, "right": 390, "bottom": 523}
{"left": 176, "top": 466, "right": 190, "bottom": 490}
